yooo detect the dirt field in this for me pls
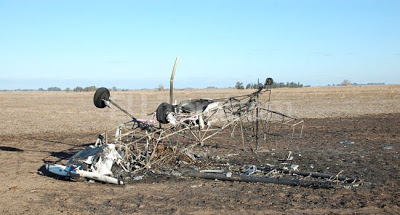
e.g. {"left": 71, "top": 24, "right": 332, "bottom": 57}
{"left": 0, "top": 85, "right": 399, "bottom": 214}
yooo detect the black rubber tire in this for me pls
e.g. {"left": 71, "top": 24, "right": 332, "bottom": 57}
{"left": 156, "top": 102, "right": 174, "bottom": 124}
{"left": 93, "top": 87, "right": 110, "bottom": 108}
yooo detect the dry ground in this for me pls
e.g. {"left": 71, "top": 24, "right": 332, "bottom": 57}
{"left": 0, "top": 85, "right": 399, "bottom": 214}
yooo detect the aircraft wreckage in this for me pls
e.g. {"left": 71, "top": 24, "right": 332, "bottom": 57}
{"left": 44, "top": 77, "right": 361, "bottom": 189}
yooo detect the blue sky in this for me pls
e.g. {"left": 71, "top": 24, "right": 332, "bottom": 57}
{"left": 0, "top": 0, "right": 399, "bottom": 89}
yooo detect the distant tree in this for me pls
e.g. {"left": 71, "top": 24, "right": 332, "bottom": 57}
{"left": 83, "top": 86, "right": 97, "bottom": 92}
{"left": 38, "top": 88, "right": 45, "bottom": 91}
{"left": 73, "top": 86, "right": 84, "bottom": 92}
{"left": 235, "top": 82, "right": 244, "bottom": 89}
{"left": 65, "top": 87, "right": 71, "bottom": 92}
{"left": 112, "top": 86, "right": 118, "bottom": 91}
{"left": 244, "top": 80, "right": 304, "bottom": 89}
{"left": 341, "top": 80, "right": 351, "bottom": 86}
{"left": 47, "top": 87, "right": 62, "bottom": 91}
{"left": 157, "top": 84, "right": 165, "bottom": 91}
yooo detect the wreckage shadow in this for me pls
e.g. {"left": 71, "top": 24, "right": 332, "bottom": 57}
{"left": 24, "top": 137, "right": 93, "bottom": 162}
{"left": 32, "top": 138, "right": 90, "bottom": 147}
{"left": 0, "top": 146, "right": 24, "bottom": 152}
{"left": 37, "top": 165, "right": 71, "bottom": 181}
{"left": 49, "top": 151, "right": 76, "bottom": 161}
{"left": 42, "top": 142, "right": 93, "bottom": 164}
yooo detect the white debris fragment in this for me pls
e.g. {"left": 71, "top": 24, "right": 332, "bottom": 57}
{"left": 166, "top": 112, "right": 179, "bottom": 125}
{"left": 287, "top": 151, "right": 294, "bottom": 161}
{"left": 133, "top": 175, "right": 143, "bottom": 181}
{"left": 190, "top": 184, "right": 203, "bottom": 188}
{"left": 290, "top": 164, "right": 299, "bottom": 171}
{"left": 45, "top": 144, "right": 123, "bottom": 185}
{"left": 340, "top": 140, "right": 355, "bottom": 145}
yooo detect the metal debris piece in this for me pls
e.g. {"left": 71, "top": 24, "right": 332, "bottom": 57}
{"left": 287, "top": 151, "right": 294, "bottom": 161}
{"left": 340, "top": 140, "right": 355, "bottom": 145}
{"left": 290, "top": 164, "right": 299, "bottom": 171}
{"left": 45, "top": 144, "right": 123, "bottom": 185}
{"left": 383, "top": 145, "right": 393, "bottom": 150}
{"left": 185, "top": 171, "right": 361, "bottom": 189}
{"left": 243, "top": 165, "right": 257, "bottom": 175}
{"left": 133, "top": 175, "right": 144, "bottom": 181}
{"left": 171, "top": 171, "right": 183, "bottom": 177}
{"left": 279, "top": 151, "right": 294, "bottom": 161}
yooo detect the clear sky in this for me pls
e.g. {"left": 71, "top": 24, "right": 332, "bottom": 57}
{"left": 0, "top": 0, "right": 399, "bottom": 90}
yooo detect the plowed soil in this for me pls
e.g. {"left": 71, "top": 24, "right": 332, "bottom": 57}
{"left": 0, "top": 86, "right": 399, "bottom": 214}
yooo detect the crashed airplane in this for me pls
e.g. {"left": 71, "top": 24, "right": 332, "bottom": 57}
{"left": 44, "top": 77, "right": 360, "bottom": 188}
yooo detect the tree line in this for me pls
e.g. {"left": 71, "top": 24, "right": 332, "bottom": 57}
{"left": 38, "top": 86, "right": 98, "bottom": 92}
{"left": 235, "top": 81, "right": 304, "bottom": 89}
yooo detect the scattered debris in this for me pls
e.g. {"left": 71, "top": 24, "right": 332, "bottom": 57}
{"left": 287, "top": 151, "right": 294, "bottom": 161}
{"left": 243, "top": 165, "right": 257, "bottom": 175}
{"left": 290, "top": 164, "right": 299, "bottom": 171}
{"left": 383, "top": 145, "right": 393, "bottom": 150}
{"left": 279, "top": 151, "right": 293, "bottom": 161}
{"left": 265, "top": 163, "right": 275, "bottom": 169}
{"left": 133, "top": 175, "right": 144, "bottom": 181}
{"left": 340, "top": 140, "right": 355, "bottom": 145}
{"left": 190, "top": 184, "right": 203, "bottom": 188}
{"left": 185, "top": 168, "right": 362, "bottom": 189}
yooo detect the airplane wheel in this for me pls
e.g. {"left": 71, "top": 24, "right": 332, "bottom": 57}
{"left": 93, "top": 87, "right": 110, "bottom": 108}
{"left": 156, "top": 102, "right": 174, "bottom": 124}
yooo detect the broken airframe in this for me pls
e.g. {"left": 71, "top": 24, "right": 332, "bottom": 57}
{"left": 44, "top": 78, "right": 361, "bottom": 188}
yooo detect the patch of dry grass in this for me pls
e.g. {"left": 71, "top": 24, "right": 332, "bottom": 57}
{"left": 1, "top": 85, "right": 399, "bottom": 135}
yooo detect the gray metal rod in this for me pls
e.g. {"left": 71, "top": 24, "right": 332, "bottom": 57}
{"left": 106, "top": 99, "right": 136, "bottom": 120}
{"left": 185, "top": 172, "right": 335, "bottom": 189}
